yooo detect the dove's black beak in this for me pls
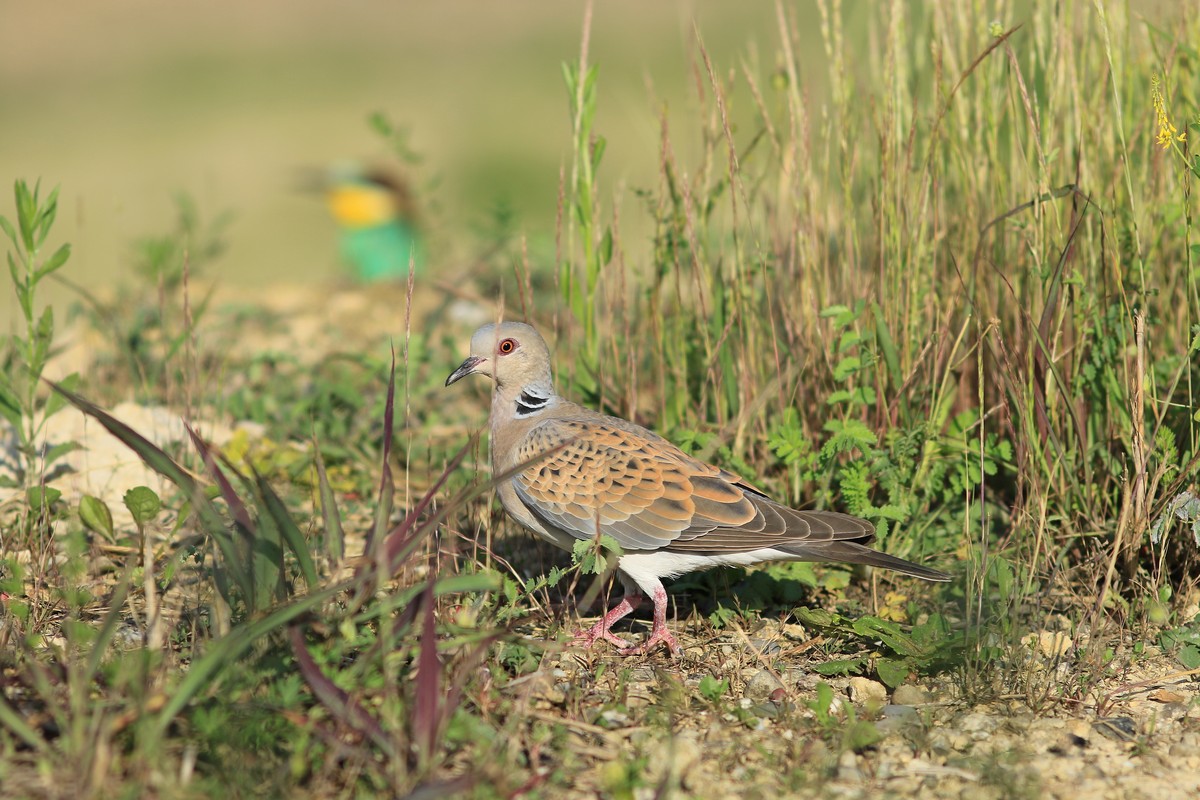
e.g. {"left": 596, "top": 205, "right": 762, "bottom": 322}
{"left": 445, "top": 355, "right": 485, "bottom": 387}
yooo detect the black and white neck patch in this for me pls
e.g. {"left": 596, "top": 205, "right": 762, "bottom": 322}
{"left": 515, "top": 390, "right": 551, "bottom": 417}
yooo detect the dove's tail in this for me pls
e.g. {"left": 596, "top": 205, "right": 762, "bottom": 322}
{"left": 781, "top": 541, "right": 952, "bottom": 582}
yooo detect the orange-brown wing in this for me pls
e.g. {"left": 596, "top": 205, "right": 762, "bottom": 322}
{"left": 510, "top": 417, "right": 875, "bottom": 553}
{"left": 510, "top": 418, "right": 760, "bottom": 550}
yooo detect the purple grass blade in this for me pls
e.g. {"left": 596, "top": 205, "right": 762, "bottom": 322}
{"left": 366, "top": 346, "right": 398, "bottom": 561}
{"left": 382, "top": 440, "right": 472, "bottom": 575}
{"left": 288, "top": 626, "right": 396, "bottom": 758}
{"left": 185, "top": 424, "right": 254, "bottom": 540}
{"left": 351, "top": 437, "right": 474, "bottom": 608}
{"left": 47, "top": 381, "right": 199, "bottom": 494}
{"left": 441, "top": 631, "right": 503, "bottom": 731}
{"left": 412, "top": 579, "right": 441, "bottom": 763}
{"left": 367, "top": 437, "right": 572, "bottom": 595}
{"left": 185, "top": 424, "right": 266, "bottom": 609}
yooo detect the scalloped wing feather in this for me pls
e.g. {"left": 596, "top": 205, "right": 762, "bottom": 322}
{"left": 510, "top": 415, "right": 878, "bottom": 553}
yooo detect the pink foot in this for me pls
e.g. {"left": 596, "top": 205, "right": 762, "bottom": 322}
{"left": 617, "top": 586, "right": 682, "bottom": 657}
{"left": 616, "top": 626, "right": 681, "bottom": 656}
{"left": 570, "top": 594, "right": 642, "bottom": 650}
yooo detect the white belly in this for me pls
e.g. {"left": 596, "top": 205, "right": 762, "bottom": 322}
{"left": 617, "top": 548, "right": 795, "bottom": 595}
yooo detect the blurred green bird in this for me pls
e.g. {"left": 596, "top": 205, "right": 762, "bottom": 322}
{"left": 323, "top": 167, "right": 424, "bottom": 282}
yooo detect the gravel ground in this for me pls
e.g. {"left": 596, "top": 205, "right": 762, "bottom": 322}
{"left": 7, "top": 281, "right": 1198, "bottom": 799}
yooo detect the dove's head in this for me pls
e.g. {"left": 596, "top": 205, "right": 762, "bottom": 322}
{"left": 445, "top": 321, "right": 554, "bottom": 392}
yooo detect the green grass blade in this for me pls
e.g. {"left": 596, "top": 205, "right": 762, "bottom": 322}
{"left": 871, "top": 302, "right": 902, "bottom": 396}
{"left": 0, "top": 694, "right": 47, "bottom": 753}
{"left": 313, "top": 441, "right": 344, "bottom": 564}
{"left": 152, "top": 582, "right": 344, "bottom": 736}
{"left": 84, "top": 570, "right": 133, "bottom": 681}
{"left": 256, "top": 469, "right": 319, "bottom": 590}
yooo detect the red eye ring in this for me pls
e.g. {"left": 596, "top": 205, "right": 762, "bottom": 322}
{"left": 498, "top": 338, "right": 517, "bottom": 354}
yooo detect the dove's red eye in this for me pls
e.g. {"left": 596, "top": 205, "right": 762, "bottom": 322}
{"left": 498, "top": 338, "right": 517, "bottom": 354}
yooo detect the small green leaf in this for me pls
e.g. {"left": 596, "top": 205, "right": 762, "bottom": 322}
{"left": 813, "top": 658, "right": 865, "bottom": 677}
{"left": 43, "top": 372, "right": 80, "bottom": 419}
{"left": 843, "top": 720, "right": 883, "bottom": 751}
{"left": 708, "top": 605, "right": 739, "bottom": 627}
{"left": 248, "top": 483, "right": 286, "bottom": 609}
{"left": 0, "top": 562, "right": 23, "bottom": 599}
{"left": 35, "top": 304, "right": 53, "bottom": 343}
{"left": 37, "top": 186, "right": 61, "bottom": 248}
{"left": 591, "top": 135, "right": 607, "bottom": 172}
{"left": 6, "top": 601, "right": 30, "bottom": 622}
{"left": 987, "top": 557, "right": 1015, "bottom": 598}
{"left": 123, "top": 486, "right": 162, "bottom": 525}
{"left": 792, "top": 606, "right": 839, "bottom": 627}
{"left": 0, "top": 381, "right": 22, "bottom": 428}
{"left": 833, "top": 356, "right": 862, "bottom": 381}
{"left": 807, "top": 680, "right": 837, "bottom": 723}
{"left": 368, "top": 109, "right": 391, "bottom": 136}
{"left": 0, "top": 214, "right": 17, "bottom": 247}
{"left": 826, "top": 389, "right": 854, "bottom": 406}
{"left": 851, "top": 616, "right": 927, "bottom": 658}
{"left": 698, "top": 674, "right": 729, "bottom": 703}
{"left": 1179, "top": 644, "right": 1200, "bottom": 670}
{"left": 571, "top": 538, "right": 595, "bottom": 572}
{"left": 571, "top": 534, "right": 621, "bottom": 575}
{"left": 561, "top": 61, "right": 577, "bottom": 95}
{"left": 172, "top": 500, "right": 193, "bottom": 534}
{"left": 820, "top": 304, "right": 851, "bottom": 319}
{"left": 583, "top": 64, "right": 599, "bottom": 97}
{"left": 821, "top": 418, "right": 878, "bottom": 455}
{"left": 820, "top": 569, "right": 852, "bottom": 591}
{"left": 768, "top": 560, "right": 818, "bottom": 588}
{"left": 35, "top": 243, "right": 70, "bottom": 281}
{"left": 871, "top": 503, "right": 908, "bottom": 522}
{"left": 16, "top": 180, "right": 38, "bottom": 252}
{"left": 27, "top": 485, "right": 62, "bottom": 509}
{"left": 875, "top": 657, "right": 912, "bottom": 688}
{"left": 42, "top": 440, "right": 80, "bottom": 469}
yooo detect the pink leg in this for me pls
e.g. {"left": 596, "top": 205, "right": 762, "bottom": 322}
{"left": 571, "top": 593, "right": 643, "bottom": 649}
{"left": 616, "top": 586, "right": 681, "bottom": 657}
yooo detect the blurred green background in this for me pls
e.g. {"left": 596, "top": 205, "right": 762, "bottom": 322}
{"left": 0, "top": 0, "right": 860, "bottom": 308}
{"left": 2, "top": 0, "right": 1178, "bottom": 307}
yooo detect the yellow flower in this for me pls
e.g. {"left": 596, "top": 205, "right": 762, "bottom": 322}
{"left": 1152, "top": 74, "right": 1187, "bottom": 150}
{"left": 878, "top": 592, "right": 910, "bottom": 622}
